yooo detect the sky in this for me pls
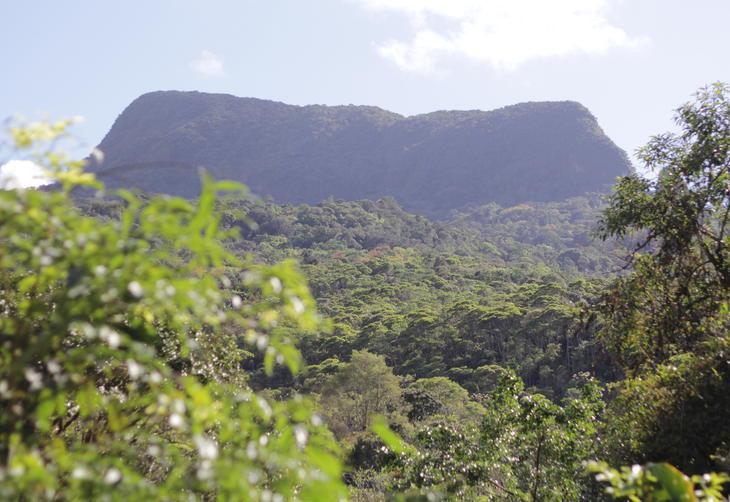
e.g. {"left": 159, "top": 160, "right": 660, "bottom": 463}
{"left": 1, "top": 0, "right": 729, "bottom": 181}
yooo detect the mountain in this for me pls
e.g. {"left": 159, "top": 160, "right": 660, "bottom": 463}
{"left": 89, "top": 91, "right": 632, "bottom": 217}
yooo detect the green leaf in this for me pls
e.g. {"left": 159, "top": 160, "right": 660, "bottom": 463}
{"left": 212, "top": 179, "right": 247, "bottom": 193}
{"left": 647, "top": 463, "right": 696, "bottom": 502}
{"left": 371, "top": 415, "right": 410, "bottom": 455}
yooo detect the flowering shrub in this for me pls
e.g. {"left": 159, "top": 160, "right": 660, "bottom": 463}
{"left": 0, "top": 120, "right": 346, "bottom": 500}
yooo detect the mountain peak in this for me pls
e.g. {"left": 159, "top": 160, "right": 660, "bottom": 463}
{"left": 90, "top": 91, "right": 631, "bottom": 217}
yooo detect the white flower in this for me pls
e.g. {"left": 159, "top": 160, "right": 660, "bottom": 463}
{"left": 127, "top": 281, "right": 143, "bottom": 298}
{"left": 99, "top": 326, "right": 121, "bottom": 348}
{"left": 294, "top": 425, "right": 308, "bottom": 449}
{"left": 169, "top": 414, "right": 184, "bottom": 429}
{"left": 46, "top": 360, "right": 61, "bottom": 374}
{"left": 256, "top": 336, "right": 268, "bottom": 351}
{"left": 247, "top": 469, "right": 261, "bottom": 484}
{"left": 126, "top": 360, "right": 143, "bottom": 380}
{"left": 107, "top": 331, "right": 120, "bottom": 347}
{"left": 71, "top": 466, "right": 91, "bottom": 480}
{"left": 104, "top": 468, "right": 122, "bottom": 485}
{"left": 172, "top": 399, "right": 186, "bottom": 414}
{"left": 629, "top": 464, "right": 642, "bottom": 480}
{"left": 231, "top": 295, "right": 243, "bottom": 309}
{"left": 291, "top": 297, "right": 305, "bottom": 314}
{"left": 197, "top": 459, "right": 214, "bottom": 480}
{"left": 24, "top": 367, "right": 43, "bottom": 390}
{"left": 194, "top": 435, "right": 219, "bottom": 460}
{"left": 269, "top": 277, "right": 282, "bottom": 293}
{"left": 246, "top": 441, "right": 258, "bottom": 459}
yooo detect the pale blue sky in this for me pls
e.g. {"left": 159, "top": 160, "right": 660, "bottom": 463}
{"left": 1, "top": 0, "right": 729, "bottom": 165}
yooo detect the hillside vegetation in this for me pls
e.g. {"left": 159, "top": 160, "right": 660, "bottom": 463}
{"left": 82, "top": 192, "right": 625, "bottom": 401}
{"left": 88, "top": 91, "right": 632, "bottom": 217}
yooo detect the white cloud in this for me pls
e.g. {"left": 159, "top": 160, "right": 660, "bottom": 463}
{"left": 357, "top": 0, "right": 648, "bottom": 73}
{"left": 189, "top": 50, "right": 225, "bottom": 78}
{"left": 0, "top": 160, "right": 51, "bottom": 190}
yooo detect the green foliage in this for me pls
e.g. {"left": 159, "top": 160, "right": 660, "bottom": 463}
{"left": 319, "top": 351, "right": 404, "bottom": 440}
{"left": 382, "top": 372, "right": 604, "bottom": 500}
{"left": 403, "top": 377, "right": 483, "bottom": 424}
{"left": 602, "top": 335, "right": 730, "bottom": 474}
{"left": 599, "top": 82, "right": 729, "bottom": 370}
{"left": 85, "top": 178, "right": 623, "bottom": 400}
{"left": 597, "top": 83, "right": 730, "bottom": 473}
{"left": 588, "top": 461, "right": 729, "bottom": 501}
{"left": 0, "top": 122, "right": 345, "bottom": 499}
{"left": 480, "top": 372, "right": 604, "bottom": 500}
{"left": 370, "top": 415, "right": 411, "bottom": 456}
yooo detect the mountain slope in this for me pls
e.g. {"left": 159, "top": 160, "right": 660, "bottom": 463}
{"left": 90, "top": 91, "right": 632, "bottom": 216}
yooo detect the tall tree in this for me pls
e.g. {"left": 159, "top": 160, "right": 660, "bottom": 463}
{"left": 598, "top": 83, "right": 730, "bottom": 472}
{"left": 319, "top": 350, "right": 404, "bottom": 439}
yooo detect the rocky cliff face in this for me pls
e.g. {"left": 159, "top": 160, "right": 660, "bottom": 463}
{"left": 89, "top": 91, "right": 631, "bottom": 217}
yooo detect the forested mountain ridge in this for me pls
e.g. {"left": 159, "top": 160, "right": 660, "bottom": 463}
{"left": 88, "top": 91, "right": 632, "bottom": 216}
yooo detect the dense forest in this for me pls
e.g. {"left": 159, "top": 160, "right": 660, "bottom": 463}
{"left": 0, "top": 83, "right": 728, "bottom": 500}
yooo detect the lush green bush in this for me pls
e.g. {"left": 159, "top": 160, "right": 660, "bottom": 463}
{"left": 0, "top": 121, "right": 345, "bottom": 500}
{"left": 588, "top": 461, "right": 728, "bottom": 501}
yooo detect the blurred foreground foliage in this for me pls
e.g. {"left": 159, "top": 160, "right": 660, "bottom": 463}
{"left": 0, "top": 120, "right": 346, "bottom": 500}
